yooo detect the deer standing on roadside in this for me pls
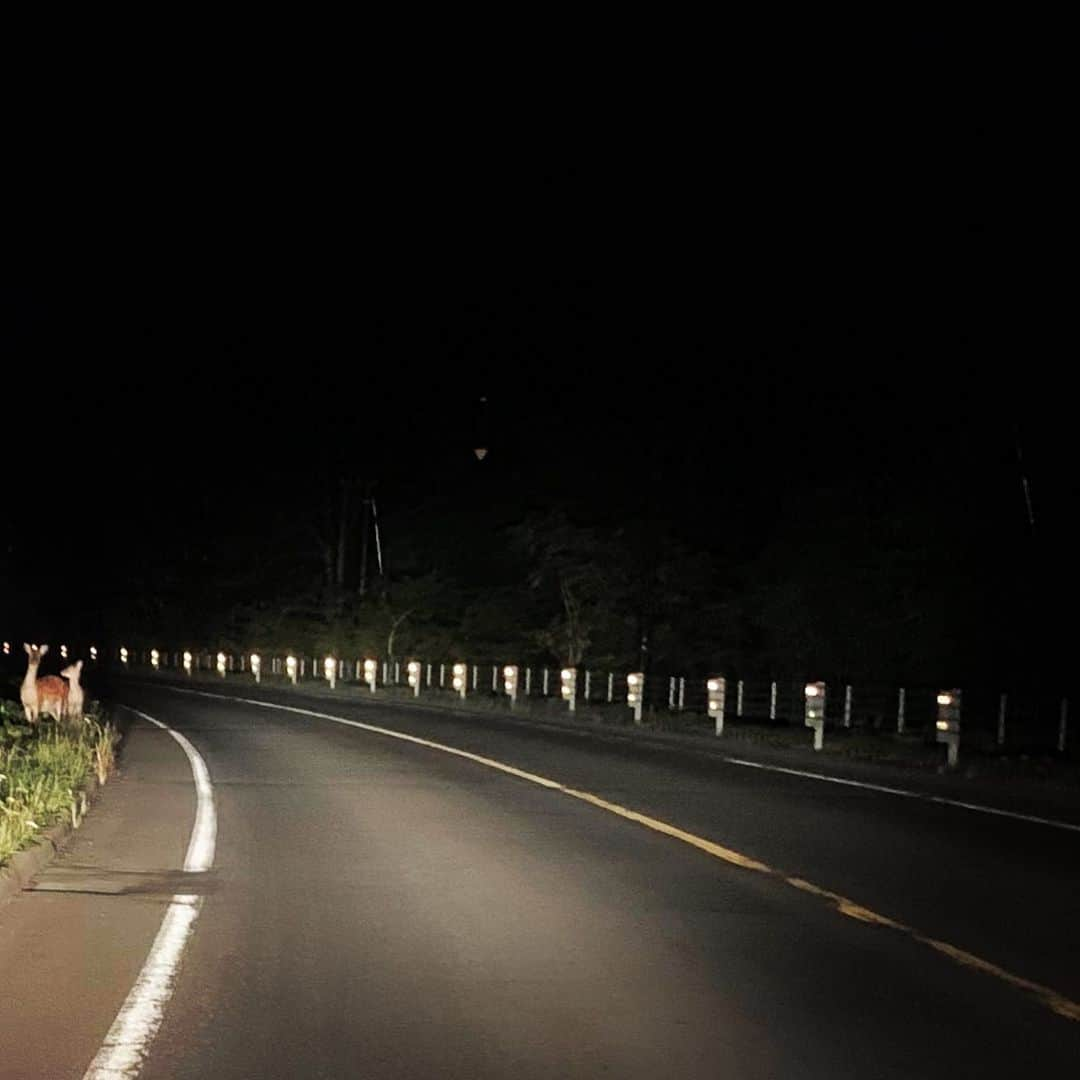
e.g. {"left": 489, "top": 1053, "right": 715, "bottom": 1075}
{"left": 21, "top": 643, "right": 47, "bottom": 722}
{"left": 61, "top": 659, "right": 85, "bottom": 722}
{"left": 20, "top": 643, "right": 69, "bottom": 724}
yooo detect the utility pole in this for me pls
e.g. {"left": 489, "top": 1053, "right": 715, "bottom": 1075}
{"left": 358, "top": 487, "right": 371, "bottom": 598}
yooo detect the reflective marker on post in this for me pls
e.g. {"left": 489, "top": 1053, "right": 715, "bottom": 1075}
{"left": 452, "top": 663, "right": 468, "bottom": 700}
{"left": 503, "top": 665, "right": 519, "bottom": 706}
{"left": 408, "top": 661, "right": 422, "bottom": 697}
{"left": 561, "top": 668, "right": 577, "bottom": 713}
{"left": 805, "top": 682, "right": 826, "bottom": 751}
{"left": 708, "top": 676, "right": 726, "bottom": 736}
{"left": 936, "top": 689, "right": 962, "bottom": 769}
{"left": 627, "top": 672, "right": 644, "bottom": 724}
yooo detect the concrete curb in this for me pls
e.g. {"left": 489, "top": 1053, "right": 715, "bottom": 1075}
{"left": 0, "top": 772, "right": 101, "bottom": 908}
{"left": 0, "top": 710, "right": 130, "bottom": 909}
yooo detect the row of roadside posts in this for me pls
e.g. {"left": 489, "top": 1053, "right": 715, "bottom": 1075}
{"left": 114, "top": 649, "right": 1046, "bottom": 769}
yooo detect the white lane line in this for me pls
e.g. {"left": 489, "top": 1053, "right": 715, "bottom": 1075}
{"left": 719, "top": 757, "right": 1080, "bottom": 834}
{"left": 83, "top": 707, "right": 216, "bottom": 1080}
{"left": 162, "top": 684, "right": 1080, "bottom": 835}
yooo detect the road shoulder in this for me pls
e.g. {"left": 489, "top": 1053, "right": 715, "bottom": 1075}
{"left": 0, "top": 713, "right": 198, "bottom": 1080}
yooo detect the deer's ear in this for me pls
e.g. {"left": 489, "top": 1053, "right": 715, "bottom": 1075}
{"left": 40, "top": 644, "right": 49, "bottom": 656}
{"left": 24, "top": 642, "right": 32, "bottom": 654}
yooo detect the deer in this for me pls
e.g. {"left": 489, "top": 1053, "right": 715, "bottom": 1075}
{"left": 37, "top": 673, "right": 69, "bottom": 724}
{"left": 20, "top": 642, "right": 47, "bottom": 723}
{"left": 60, "top": 659, "right": 85, "bottom": 723}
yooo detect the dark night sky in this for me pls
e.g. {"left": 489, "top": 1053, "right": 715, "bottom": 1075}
{"left": 2, "top": 34, "right": 1072, "bottom": 667}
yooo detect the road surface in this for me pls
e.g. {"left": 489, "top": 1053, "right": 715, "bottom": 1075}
{"left": 1, "top": 680, "right": 1078, "bottom": 1078}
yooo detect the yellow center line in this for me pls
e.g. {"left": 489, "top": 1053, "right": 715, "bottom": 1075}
{"left": 161, "top": 685, "right": 1080, "bottom": 1023}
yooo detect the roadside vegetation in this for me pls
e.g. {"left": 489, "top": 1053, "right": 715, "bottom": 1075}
{"left": 0, "top": 699, "right": 118, "bottom": 867}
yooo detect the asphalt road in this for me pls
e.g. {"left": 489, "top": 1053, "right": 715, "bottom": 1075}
{"left": 2, "top": 680, "right": 1078, "bottom": 1078}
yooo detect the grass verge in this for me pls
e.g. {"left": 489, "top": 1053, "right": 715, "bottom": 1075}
{"left": 0, "top": 699, "right": 119, "bottom": 867}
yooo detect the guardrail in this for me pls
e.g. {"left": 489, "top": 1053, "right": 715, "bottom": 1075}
{"left": 61, "top": 645, "right": 1072, "bottom": 767}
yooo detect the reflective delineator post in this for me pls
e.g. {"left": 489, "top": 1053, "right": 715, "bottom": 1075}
{"left": 452, "top": 663, "right": 468, "bottom": 700}
{"left": 561, "top": 668, "right": 577, "bottom": 713}
{"left": 736, "top": 679, "right": 744, "bottom": 718}
{"left": 708, "top": 676, "right": 726, "bottom": 736}
{"left": 769, "top": 681, "right": 777, "bottom": 721}
{"left": 364, "top": 659, "right": 378, "bottom": 693}
{"left": 627, "top": 672, "right": 644, "bottom": 724}
{"left": 936, "top": 689, "right": 962, "bottom": 769}
{"left": 408, "top": 661, "right": 422, "bottom": 698}
{"left": 324, "top": 656, "right": 337, "bottom": 690}
{"left": 251, "top": 654, "right": 261, "bottom": 684}
{"left": 151, "top": 649, "right": 160, "bottom": 671}
{"left": 504, "top": 665, "right": 519, "bottom": 707}
{"left": 998, "top": 693, "right": 1008, "bottom": 747}
{"left": 897, "top": 687, "right": 906, "bottom": 734}
{"left": 183, "top": 651, "right": 193, "bottom": 677}
{"left": 217, "top": 652, "right": 227, "bottom": 678}
{"left": 805, "top": 682, "right": 826, "bottom": 751}
{"left": 286, "top": 655, "right": 298, "bottom": 685}
{"left": 843, "top": 685, "right": 853, "bottom": 729}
